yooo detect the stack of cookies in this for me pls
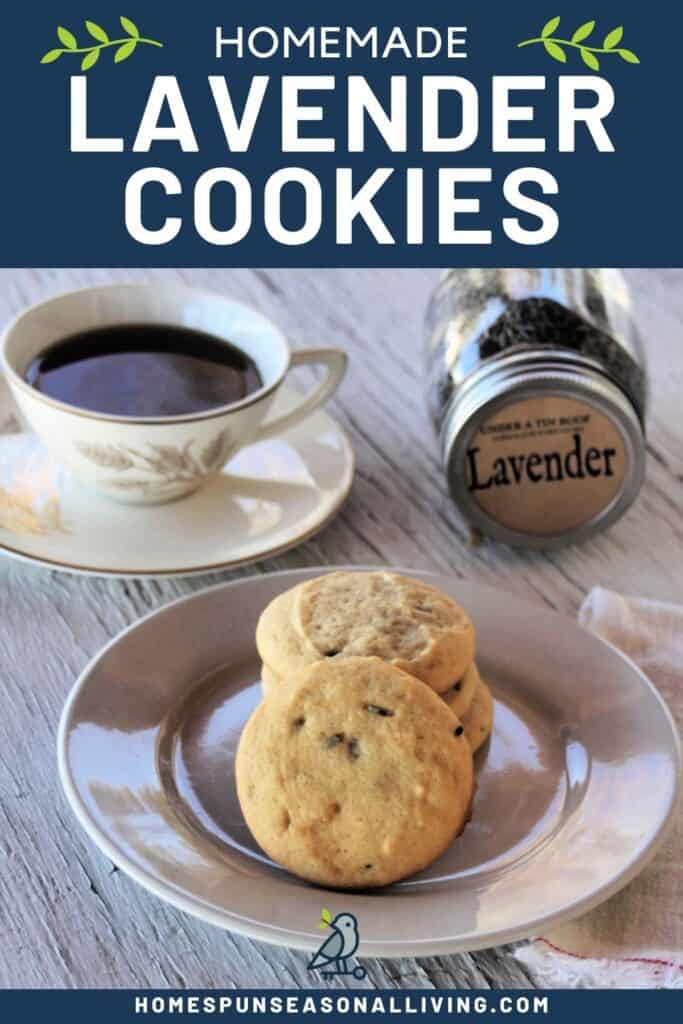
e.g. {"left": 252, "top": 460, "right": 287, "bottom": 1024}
{"left": 236, "top": 571, "right": 493, "bottom": 888}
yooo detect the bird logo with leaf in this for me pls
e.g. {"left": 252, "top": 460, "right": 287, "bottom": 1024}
{"left": 518, "top": 17, "right": 640, "bottom": 69}
{"left": 308, "top": 909, "right": 367, "bottom": 980}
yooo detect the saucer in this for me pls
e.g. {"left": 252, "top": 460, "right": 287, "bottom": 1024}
{"left": 0, "top": 378, "right": 354, "bottom": 577}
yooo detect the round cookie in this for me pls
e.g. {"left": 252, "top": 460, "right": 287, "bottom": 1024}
{"left": 256, "top": 571, "right": 475, "bottom": 694}
{"left": 236, "top": 656, "right": 474, "bottom": 888}
{"left": 442, "top": 661, "right": 480, "bottom": 719}
{"left": 256, "top": 588, "right": 306, "bottom": 676}
{"left": 261, "top": 663, "right": 281, "bottom": 699}
{"left": 461, "top": 680, "right": 494, "bottom": 754}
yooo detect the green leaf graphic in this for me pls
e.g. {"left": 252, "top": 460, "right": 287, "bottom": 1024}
{"left": 115, "top": 40, "right": 137, "bottom": 62}
{"left": 40, "top": 18, "right": 163, "bottom": 70}
{"left": 57, "top": 26, "right": 77, "bottom": 49}
{"left": 603, "top": 26, "right": 624, "bottom": 50}
{"left": 517, "top": 16, "right": 640, "bottom": 70}
{"left": 572, "top": 21, "right": 595, "bottom": 43}
{"left": 120, "top": 16, "right": 140, "bottom": 38}
{"left": 581, "top": 48, "right": 600, "bottom": 70}
{"left": 619, "top": 48, "right": 640, "bottom": 63}
{"left": 541, "top": 16, "right": 561, "bottom": 38}
{"left": 544, "top": 40, "right": 566, "bottom": 62}
{"left": 81, "top": 49, "right": 100, "bottom": 70}
{"left": 86, "top": 20, "right": 109, "bottom": 43}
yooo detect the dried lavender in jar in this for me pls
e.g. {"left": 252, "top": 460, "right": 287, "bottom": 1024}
{"left": 424, "top": 270, "right": 647, "bottom": 549}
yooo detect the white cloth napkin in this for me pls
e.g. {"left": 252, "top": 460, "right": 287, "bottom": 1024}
{"left": 515, "top": 587, "right": 682, "bottom": 988}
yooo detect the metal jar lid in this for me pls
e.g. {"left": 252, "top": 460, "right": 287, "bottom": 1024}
{"left": 441, "top": 348, "right": 645, "bottom": 549}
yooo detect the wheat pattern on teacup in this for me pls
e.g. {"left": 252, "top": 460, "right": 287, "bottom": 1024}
{"left": 74, "top": 429, "right": 233, "bottom": 495}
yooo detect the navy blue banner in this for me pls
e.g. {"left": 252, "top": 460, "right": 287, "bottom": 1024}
{"left": 0, "top": 1, "right": 679, "bottom": 266}
{"left": 0, "top": 990, "right": 680, "bottom": 1016}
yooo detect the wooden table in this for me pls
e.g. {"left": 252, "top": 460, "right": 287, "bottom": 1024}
{"left": 1, "top": 268, "right": 681, "bottom": 990}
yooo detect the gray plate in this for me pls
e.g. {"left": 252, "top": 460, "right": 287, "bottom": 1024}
{"left": 58, "top": 569, "right": 681, "bottom": 957}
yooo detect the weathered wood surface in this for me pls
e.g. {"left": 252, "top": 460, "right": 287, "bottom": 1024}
{"left": 0, "top": 268, "right": 681, "bottom": 990}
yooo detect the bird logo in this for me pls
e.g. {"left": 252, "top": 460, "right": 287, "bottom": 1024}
{"left": 308, "top": 910, "right": 367, "bottom": 980}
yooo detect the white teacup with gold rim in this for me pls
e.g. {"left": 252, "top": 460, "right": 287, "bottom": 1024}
{"left": 0, "top": 284, "right": 347, "bottom": 504}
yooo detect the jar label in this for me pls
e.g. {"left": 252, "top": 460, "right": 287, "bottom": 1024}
{"left": 465, "top": 397, "right": 627, "bottom": 535}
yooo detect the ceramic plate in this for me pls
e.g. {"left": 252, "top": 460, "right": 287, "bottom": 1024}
{"left": 58, "top": 569, "right": 681, "bottom": 958}
{"left": 0, "top": 379, "right": 353, "bottom": 577}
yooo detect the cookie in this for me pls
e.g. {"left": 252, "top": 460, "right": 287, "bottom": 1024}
{"left": 461, "top": 680, "right": 494, "bottom": 754}
{"left": 261, "top": 663, "right": 281, "bottom": 699}
{"left": 236, "top": 656, "right": 474, "bottom": 888}
{"left": 256, "top": 571, "right": 475, "bottom": 694}
{"left": 256, "top": 588, "right": 306, "bottom": 676}
{"left": 442, "top": 661, "right": 480, "bottom": 719}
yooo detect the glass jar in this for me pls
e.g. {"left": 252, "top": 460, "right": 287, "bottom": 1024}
{"left": 424, "top": 269, "right": 647, "bottom": 549}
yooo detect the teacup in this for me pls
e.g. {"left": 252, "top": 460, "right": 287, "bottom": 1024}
{"left": 1, "top": 284, "right": 347, "bottom": 504}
